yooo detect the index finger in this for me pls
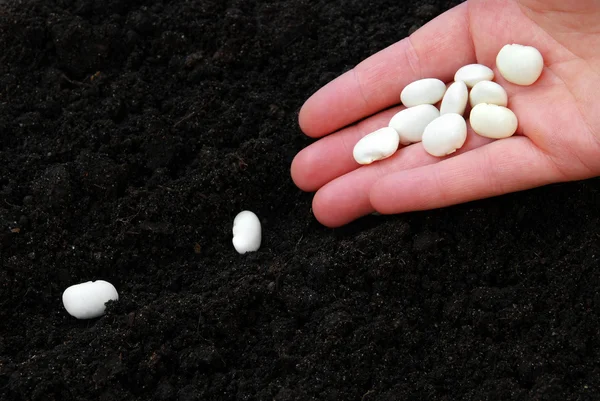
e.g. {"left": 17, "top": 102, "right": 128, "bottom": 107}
{"left": 298, "top": 2, "right": 476, "bottom": 138}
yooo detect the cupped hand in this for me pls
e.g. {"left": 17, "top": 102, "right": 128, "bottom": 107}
{"left": 291, "top": 0, "right": 600, "bottom": 227}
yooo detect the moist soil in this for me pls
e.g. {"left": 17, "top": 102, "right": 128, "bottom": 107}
{"left": 1, "top": 0, "right": 599, "bottom": 400}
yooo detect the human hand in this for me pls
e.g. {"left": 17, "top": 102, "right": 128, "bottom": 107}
{"left": 291, "top": 0, "right": 600, "bottom": 227}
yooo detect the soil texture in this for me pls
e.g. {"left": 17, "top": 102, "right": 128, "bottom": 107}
{"left": 1, "top": 0, "right": 599, "bottom": 400}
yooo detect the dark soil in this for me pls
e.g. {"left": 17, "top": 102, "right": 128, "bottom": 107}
{"left": 1, "top": 0, "right": 599, "bottom": 400}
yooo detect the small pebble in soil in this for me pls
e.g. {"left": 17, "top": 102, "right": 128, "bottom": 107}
{"left": 454, "top": 64, "right": 494, "bottom": 88}
{"left": 388, "top": 104, "right": 439, "bottom": 145}
{"left": 496, "top": 44, "right": 544, "bottom": 86}
{"left": 62, "top": 280, "right": 119, "bottom": 319}
{"left": 353, "top": 127, "right": 400, "bottom": 164}
{"left": 400, "top": 78, "right": 446, "bottom": 107}
{"left": 440, "top": 80, "right": 468, "bottom": 115}
{"left": 469, "top": 80, "right": 508, "bottom": 107}
{"left": 470, "top": 103, "right": 518, "bottom": 139}
{"left": 232, "top": 210, "right": 262, "bottom": 254}
{"left": 422, "top": 113, "right": 467, "bottom": 157}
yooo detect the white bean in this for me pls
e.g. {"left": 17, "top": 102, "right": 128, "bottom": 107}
{"left": 400, "top": 78, "right": 446, "bottom": 107}
{"left": 232, "top": 210, "right": 262, "bottom": 254}
{"left": 440, "top": 81, "right": 468, "bottom": 116}
{"left": 62, "top": 280, "right": 119, "bottom": 319}
{"left": 454, "top": 64, "right": 494, "bottom": 88}
{"left": 353, "top": 127, "right": 400, "bottom": 164}
{"left": 422, "top": 113, "right": 468, "bottom": 157}
{"left": 470, "top": 103, "right": 518, "bottom": 139}
{"left": 496, "top": 44, "right": 544, "bottom": 86}
{"left": 388, "top": 104, "right": 440, "bottom": 145}
{"left": 469, "top": 80, "right": 508, "bottom": 107}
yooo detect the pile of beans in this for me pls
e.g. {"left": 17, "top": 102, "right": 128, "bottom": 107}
{"left": 353, "top": 44, "right": 544, "bottom": 163}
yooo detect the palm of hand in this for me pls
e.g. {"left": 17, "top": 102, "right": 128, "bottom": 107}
{"left": 291, "top": 0, "right": 600, "bottom": 228}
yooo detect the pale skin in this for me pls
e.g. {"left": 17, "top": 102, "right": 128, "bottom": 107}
{"left": 290, "top": 0, "right": 600, "bottom": 228}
